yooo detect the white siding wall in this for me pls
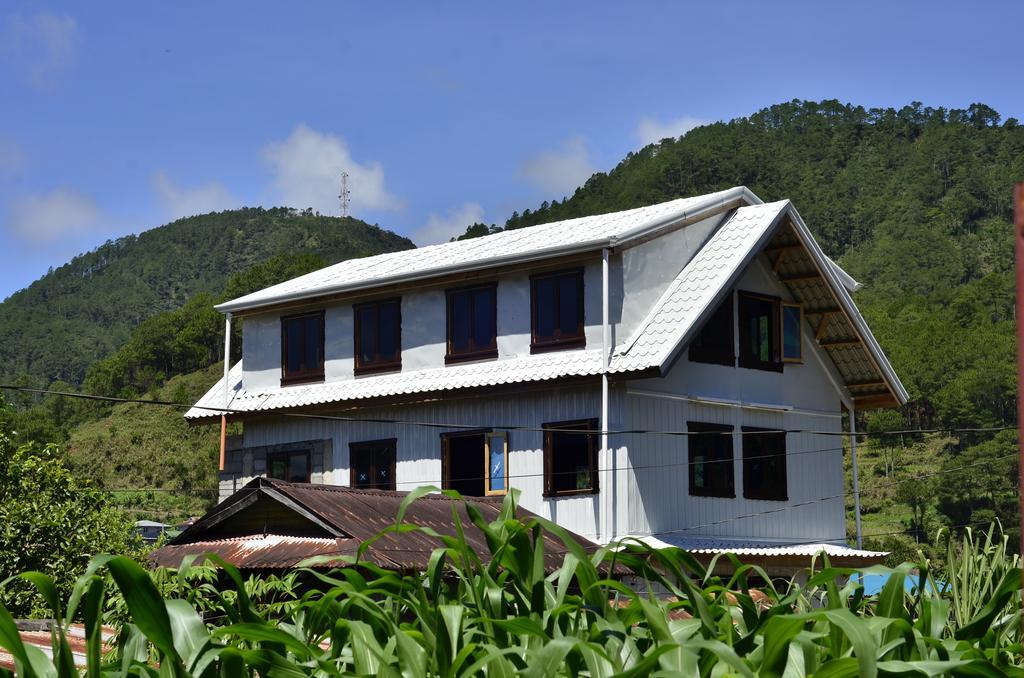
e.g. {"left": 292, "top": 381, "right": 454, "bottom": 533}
{"left": 243, "top": 386, "right": 604, "bottom": 540}
{"left": 240, "top": 260, "right": 607, "bottom": 391}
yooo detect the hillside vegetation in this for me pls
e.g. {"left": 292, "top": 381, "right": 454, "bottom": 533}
{"left": 0, "top": 207, "right": 413, "bottom": 386}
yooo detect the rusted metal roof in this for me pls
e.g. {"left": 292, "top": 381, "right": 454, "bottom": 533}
{"left": 150, "top": 478, "right": 599, "bottom": 573}
{"left": 2, "top": 622, "right": 117, "bottom": 672}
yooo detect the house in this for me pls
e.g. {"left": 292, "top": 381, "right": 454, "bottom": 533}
{"left": 150, "top": 477, "right": 599, "bottom": 572}
{"left": 187, "top": 186, "right": 906, "bottom": 570}
{"left": 133, "top": 519, "right": 170, "bottom": 544}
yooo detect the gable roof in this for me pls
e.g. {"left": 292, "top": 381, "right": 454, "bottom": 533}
{"left": 187, "top": 189, "right": 907, "bottom": 419}
{"left": 216, "top": 186, "right": 758, "bottom": 314}
{"left": 149, "top": 478, "right": 596, "bottom": 572}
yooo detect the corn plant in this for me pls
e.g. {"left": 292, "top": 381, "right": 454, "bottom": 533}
{"left": 0, "top": 487, "right": 1021, "bottom": 676}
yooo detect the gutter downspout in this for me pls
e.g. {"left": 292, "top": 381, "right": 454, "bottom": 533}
{"left": 601, "top": 248, "right": 611, "bottom": 543}
{"left": 850, "top": 403, "right": 862, "bottom": 549}
{"left": 219, "top": 312, "right": 232, "bottom": 471}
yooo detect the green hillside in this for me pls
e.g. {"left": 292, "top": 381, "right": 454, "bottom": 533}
{"left": 0, "top": 207, "right": 414, "bottom": 387}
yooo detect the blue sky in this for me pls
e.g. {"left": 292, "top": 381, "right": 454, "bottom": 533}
{"left": 1, "top": 1, "right": 1022, "bottom": 300}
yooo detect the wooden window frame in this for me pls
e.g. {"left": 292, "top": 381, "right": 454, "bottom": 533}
{"left": 266, "top": 448, "right": 312, "bottom": 483}
{"left": 441, "top": 429, "right": 492, "bottom": 497}
{"left": 353, "top": 298, "right": 402, "bottom": 376}
{"left": 781, "top": 302, "right": 803, "bottom": 363}
{"left": 737, "top": 291, "right": 783, "bottom": 373}
{"left": 280, "top": 310, "right": 325, "bottom": 386}
{"left": 530, "top": 268, "right": 586, "bottom": 354}
{"left": 542, "top": 419, "right": 599, "bottom": 498}
{"left": 352, "top": 438, "right": 399, "bottom": 491}
{"left": 484, "top": 431, "right": 509, "bottom": 496}
{"left": 688, "top": 293, "right": 735, "bottom": 367}
{"left": 741, "top": 426, "right": 788, "bottom": 501}
{"left": 687, "top": 422, "right": 735, "bottom": 498}
{"left": 445, "top": 283, "right": 498, "bottom": 364}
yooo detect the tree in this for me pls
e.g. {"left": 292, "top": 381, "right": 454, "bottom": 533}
{"left": 0, "top": 398, "right": 139, "bottom": 617}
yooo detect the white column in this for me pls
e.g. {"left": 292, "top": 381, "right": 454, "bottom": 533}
{"left": 850, "top": 403, "right": 863, "bottom": 549}
{"left": 601, "top": 248, "right": 611, "bottom": 542}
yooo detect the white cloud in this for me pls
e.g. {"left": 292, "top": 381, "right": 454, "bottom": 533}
{"left": 152, "top": 171, "right": 237, "bottom": 220}
{"left": 635, "top": 115, "right": 707, "bottom": 146}
{"left": 8, "top": 188, "right": 100, "bottom": 244}
{"left": 412, "top": 202, "right": 485, "bottom": 246}
{"left": 262, "top": 124, "right": 403, "bottom": 216}
{"left": 520, "top": 136, "right": 595, "bottom": 197}
{"left": 1, "top": 11, "right": 79, "bottom": 89}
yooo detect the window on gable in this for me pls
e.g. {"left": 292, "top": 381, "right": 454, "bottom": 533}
{"left": 350, "top": 439, "right": 396, "bottom": 491}
{"left": 446, "top": 283, "right": 498, "bottom": 363}
{"left": 738, "top": 291, "right": 782, "bottom": 372}
{"left": 782, "top": 302, "right": 803, "bottom": 363}
{"left": 742, "top": 427, "right": 787, "bottom": 501}
{"left": 354, "top": 298, "right": 402, "bottom": 375}
{"left": 543, "top": 419, "right": 598, "bottom": 497}
{"left": 531, "top": 269, "right": 585, "bottom": 353}
{"left": 281, "top": 311, "right": 325, "bottom": 385}
{"left": 267, "top": 449, "right": 311, "bottom": 483}
{"left": 687, "top": 422, "right": 735, "bottom": 498}
{"left": 689, "top": 294, "right": 735, "bottom": 366}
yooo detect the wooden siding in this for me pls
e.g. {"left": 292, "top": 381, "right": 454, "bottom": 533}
{"left": 242, "top": 386, "right": 604, "bottom": 540}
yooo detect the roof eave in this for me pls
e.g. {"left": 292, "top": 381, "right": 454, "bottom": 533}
{"left": 215, "top": 187, "right": 761, "bottom": 315}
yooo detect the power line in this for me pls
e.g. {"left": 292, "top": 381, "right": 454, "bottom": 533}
{"left": 1, "top": 383, "right": 1016, "bottom": 439}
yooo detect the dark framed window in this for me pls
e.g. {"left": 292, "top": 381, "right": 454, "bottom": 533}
{"left": 281, "top": 311, "right": 325, "bottom": 385}
{"left": 688, "top": 422, "right": 735, "bottom": 498}
{"left": 267, "top": 449, "right": 311, "bottom": 483}
{"left": 543, "top": 419, "right": 598, "bottom": 497}
{"left": 742, "top": 427, "right": 787, "bottom": 501}
{"left": 531, "top": 269, "right": 585, "bottom": 353}
{"left": 782, "top": 302, "right": 803, "bottom": 363}
{"left": 738, "top": 291, "right": 782, "bottom": 372}
{"left": 354, "top": 298, "right": 401, "bottom": 375}
{"left": 350, "top": 439, "right": 397, "bottom": 491}
{"left": 441, "top": 430, "right": 509, "bottom": 497}
{"left": 446, "top": 283, "right": 497, "bottom": 364}
{"left": 689, "top": 294, "right": 735, "bottom": 366}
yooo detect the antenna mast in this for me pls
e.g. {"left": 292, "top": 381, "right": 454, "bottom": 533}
{"left": 338, "top": 171, "right": 351, "bottom": 218}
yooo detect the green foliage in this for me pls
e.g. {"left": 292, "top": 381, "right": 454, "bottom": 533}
{"left": 0, "top": 403, "right": 140, "bottom": 618}
{"left": 1, "top": 492, "right": 1021, "bottom": 675}
{"left": 0, "top": 207, "right": 413, "bottom": 387}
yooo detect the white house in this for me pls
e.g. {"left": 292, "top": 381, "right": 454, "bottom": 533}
{"left": 188, "top": 186, "right": 906, "bottom": 567}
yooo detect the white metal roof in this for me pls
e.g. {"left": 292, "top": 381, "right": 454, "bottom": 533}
{"left": 631, "top": 534, "right": 886, "bottom": 560}
{"left": 216, "top": 186, "right": 758, "bottom": 314}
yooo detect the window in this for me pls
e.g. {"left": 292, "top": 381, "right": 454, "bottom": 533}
{"left": 442, "top": 431, "right": 508, "bottom": 497}
{"left": 687, "top": 422, "right": 735, "bottom": 498}
{"left": 446, "top": 284, "right": 497, "bottom": 363}
{"left": 689, "top": 294, "right": 735, "bottom": 366}
{"left": 350, "top": 439, "right": 396, "bottom": 490}
{"left": 267, "top": 449, "right": 311, "bottom": 483}
{"left": 742, "top": 427, "right": 787, "bottom": 501}
{"left": 738, "top": 292, "right": 782, "bottom": 372}
{"left": 281, "top": 311, "right": 325, "bottom": 385}
{"left": 531, "top": 269, "right": 585, "bottom": 353}
{"left": 543, "top": 419, "right": 598, "bottom": 497}
{"left": 782, "top": 303, "right": 803, "bottom": 363}
{"left": 354, "top": 298, "right": 401, "bottom": 375}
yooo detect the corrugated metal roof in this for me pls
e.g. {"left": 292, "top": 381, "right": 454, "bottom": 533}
{"left": 217, "top": 187, "right": 754, "bottom": 314}
{"left": 632, "top": 534, "right": 886, "bottom": 560}
{"left": 151, "top": 478, "right": 602, "bottom": 573}
{"left": 2, "top": 623, "right": 117, "bottom": 672}
{"left": 610, "top": 201, "right": 788, "bottom": 373}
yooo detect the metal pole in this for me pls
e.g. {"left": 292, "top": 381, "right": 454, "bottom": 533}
{"left": 219, "top": 312, "right": 232, "bottom": 471}
{"left": 850, "top": 403, "right": 863, "bottom": 549}
{"left": 600, "top": 249, "right": 611, "bottom": 540}
{"left": 1014, "top": 182, "right": 1024, "bottom": 563}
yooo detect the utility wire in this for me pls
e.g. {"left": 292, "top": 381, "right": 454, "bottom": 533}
{"left": 0, "top": 383, "right": 1016, "bottom": 439}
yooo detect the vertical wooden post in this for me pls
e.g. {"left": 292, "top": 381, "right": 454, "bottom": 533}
{"left": 1014, "top": 182, "right": 1024, "bottom": 564}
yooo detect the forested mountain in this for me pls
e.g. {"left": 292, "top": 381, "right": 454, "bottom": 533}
{"left": 0, "top": 208, "right": 414, "bottom": 387}
{"left": 463, "top": 99, "right": 1024, "bottom": 434}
